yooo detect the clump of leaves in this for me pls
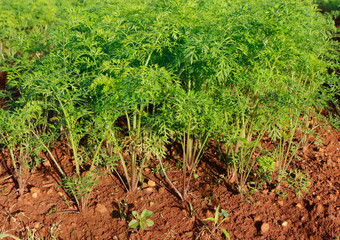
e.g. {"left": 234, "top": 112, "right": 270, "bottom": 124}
{"left": 159, "top": 90, "right": 219, "bottom": 201}
{"left": 0, "top": 102, "right": 43, "bottom": 195}
{"left": 128, "top": 209, "right": 154, "bottom": 230}
{"left": 279, "top": 169, "right": 312, "bottom": 198}
{"left": 202, "top": 205, "right": 230, "bottom": 240}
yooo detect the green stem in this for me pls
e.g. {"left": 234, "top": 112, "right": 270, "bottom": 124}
{"left": 158, "top": 156, "right": 184, "bottom": 201}
{"left": 32, "top": 131, "right": 66, "bottom": 177}
{"left": 55, "top": 94, "right": 80, "bottom": 176}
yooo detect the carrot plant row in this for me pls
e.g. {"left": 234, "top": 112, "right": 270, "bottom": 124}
{"left": 0, "top": 0, "right": 339, "bottom": 210}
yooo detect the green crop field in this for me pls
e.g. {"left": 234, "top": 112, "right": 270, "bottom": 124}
{"left": 0, "top": 0, "right": 339, "bottom": 239}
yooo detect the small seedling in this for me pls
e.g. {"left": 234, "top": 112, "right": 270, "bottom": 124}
{"left": 203, "top": 205, "right": 230, "bottom": 240}
{"left": 279, "top": 169, "right": 312, "bottom": 198}
{"left": 118, "top": 200, "right": 128, "bottom": 220}
{"left": 188, "top": 202, "right": 197, "bottom": 217}
{"left": 128, "top": 209, "right": 154, "bottom": 230}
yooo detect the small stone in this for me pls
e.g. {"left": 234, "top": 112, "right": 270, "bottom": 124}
{"left": 33, "top": 222, "right": 40, "bottom": 229}
{"left": 316, "top": 196, "right": 321, "bottom": 201}
{"left": 58, "top": 192, "right": 63, "bottom": 197}
{"left": 142, "top": 182, "right": 148, "bottom": 189}
{"left": 95, "top": 203, "right": 108, "bottom": 214}
{"left": 328, "top": 215, "right": 335, "bottom": 219}
{"left": 145, "top": 187, "right": 153, "bottom": 193}
{"left": 47, "top": 188, "right": 56, "bottom": 195}
{"left": 254, "top": 216, "right": 261, "bottom": 222}
{"left": 30, "top": 187, "right": 41, "bottom": 194}
{"left": 296, "top": 203, "right": 302, "bottom": 209}
{"left": 261, "top": 223, "right": 270, "bottom": 233}
{"left": 32, "top": 192, "right": 38, "bottom": 198}
{"left": 282, "top": 221, "right": 288, "bottom": 227}
{"left": 42, "top": 161, "right": 51, "bottom": 167}
{"left": 69, "top": 205, "right": 77, "bottom": 211}
{"left": 182, "top": 209, "right": 188, "bottom": 215}
{"left": 330, "top": 194, "right": 336, "bottom": 201}
{"left": 206, "top": 210, "right": 214, "bottom": 218}
{"left": 315, "top": 204, "right": 324, "bottom": 216}
{"left": 278, "top": 200, "right": 284, "bottom": 206}
{"left": 147, "top": 180, "right": 156, "bottom": 187}
{"left": 150, "top": 202, "right": 155, "bottom": 207}
{"left": 158, "top": 187, "right": 165, "bottom": 194}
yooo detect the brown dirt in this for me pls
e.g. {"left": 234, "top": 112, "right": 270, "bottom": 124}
{"left": 0, "top": 123, "right": 339, "bottom": 240}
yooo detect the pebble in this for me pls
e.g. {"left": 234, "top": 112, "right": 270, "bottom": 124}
{"left": 47, "top": 188, "right": 56, "bottom": 195}
{"left": 181, "top": 209, "right": 188, "bottom": 215}
{"left": 95, "top": 203, "right": 108, "bottom": 214}
{"left": 282, "top": 221, "right": 288, "bottom": 227}
{"left": 147, "top": 180, "right": 156, "bottom": 187}
{"left": 278, "top": 200, "right": 284, "bottom": 206}
{"left": 42, "top": 161, "right": 51, "bottom": 167}
{"left": 296, "top": 203, "right": 302, "bottom": 209}
{"left": 330, "top": 194, "right": 336, "bottom": 201}
{"left": 69, "top": 205, "right": 77, "bottom": 211}
{"left": 254, "top": 216, "right": 262, "bottom": 222}
{"left": 150, "top": 202, "right": 155, "bottom": 207}
{"left": 32, "top": 192, "right": 38, "bottom": 198}
{"left": 315, "top": 204, "right": 324, "bottom": 216}
{"left": 261, "top": 223, "right": 270, "bottom": 233}
{"left": 145, "top": 187, "right": 153, "bottom": 193}
{"left": 142, "top": 182, "right": 148, "bottom": 189}
{"left": 33, "top": 222, "right": 40, "bottom": 229}
{"left": 30, "top": 187, "right": 41, "bottom": 194}
{"left": 206, "top": 210, "right": 214, "bottom": 218}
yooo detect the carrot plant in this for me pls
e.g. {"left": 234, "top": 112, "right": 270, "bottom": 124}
{"left": 0, "top": 102, "right": 43, "bottom": 195}
{"left": 159, "top": 90, "right": 218, "bottom": 200}
{"left": 93, "top": 67, "right": 174, "bottom": 193}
